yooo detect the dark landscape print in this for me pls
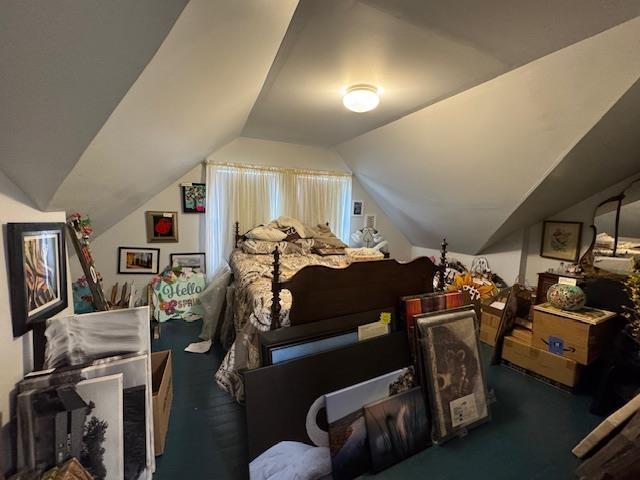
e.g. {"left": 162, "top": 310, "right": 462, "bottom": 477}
{"left": 364, "top": 387, "right": 429, "bottom": 473}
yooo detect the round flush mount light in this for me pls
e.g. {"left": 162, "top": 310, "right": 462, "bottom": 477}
{"left": 342, "top": 84, "right": 381, "bottom": 113}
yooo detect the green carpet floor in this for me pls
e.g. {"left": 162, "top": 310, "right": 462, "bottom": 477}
{"left": 152, "top": 320, "right": 601, "bottom": 480}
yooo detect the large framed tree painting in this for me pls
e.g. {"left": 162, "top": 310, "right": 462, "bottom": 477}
{"left": 7, "top": 222, "right": 68, "bottom": 337}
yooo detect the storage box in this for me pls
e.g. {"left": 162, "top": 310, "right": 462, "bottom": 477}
{"left": 479, "top": 309, "right": 501, "bottom": 346}
{"left": 502, "top": 335, "right": 581, "bottom": 387}
{"left": 152, "top": 350, "right": 173, "bottom": 455}
{"left": 532, "top": 304, "right": 617, "bottom": 365}
{"left": 511, "top": 326, "right": 533, "bottom": 345}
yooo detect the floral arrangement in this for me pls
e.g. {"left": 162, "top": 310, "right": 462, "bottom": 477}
{"left": 68, "top": 212, "right": 94, "bottom": 238}
{"left": 623, "top": 269, "right": 640, "bottom": 342}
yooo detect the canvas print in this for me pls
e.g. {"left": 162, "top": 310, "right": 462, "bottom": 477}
{"left": 7, "top": 223, "right": 68, "bottom": 337}
{"left": 325, "top": 367, "right": 416, "bottom": 480}
{"left": 352, "top": 200, "right": 363, "bottom": 216}
{"left": 417, "top": 309, "right": 489, "bottom": 443}
{"left": 118, "top": 248, "right": 160, "bottom": 274}
{"left": 17, "top": 374, "right": 124, "bottom": 480}
{"left": 145, "top": 211, "right": 178, "bottom": 243}
{"left": 170, "top": 252, "right": 206, "bottom": 272}
{"left": 181, "top": 183, "right": 206, "bottom": 213}
{"left": 20, "top": 354, "right": 152, "bottom": 480}
{"left": 364, "top": 387, "right": 429, "bottom": 473}
{"left": 540, "top": 220, "right": 583, "bottom": 262}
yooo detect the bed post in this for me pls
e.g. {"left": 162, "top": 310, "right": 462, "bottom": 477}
{"left": 438, "top": 238, "right": 448, "bottom": 291}
{"left": 234, "top": 221, "right": 240, "bottom": 248}
{"left": 271, "top": 246, "right": 282, "bottom": 330}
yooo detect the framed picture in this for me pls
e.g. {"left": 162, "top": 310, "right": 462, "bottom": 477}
{"left": 145, "top": 211, "right": 178, "bottom": 243}
{"left": 170, "top": 252, "right": 206, "bottom": 272}
{"left": 540, "top": 220, "right": 583, "bottom": 262}
{"left": 352, "top": 200, "right": 363, "bottom": 216}
{"left": 7, "top": 222, "right": 68, "bottom": 338}
{"left": 364, "top": 387, "right": 430, "bottom": 473}
{"left": 181, "top": 183, "right": 206, "bottom": 213}
{"left": 416, "top": 308, "right": 490, "bottom": 443}
{"left": 118, "top": 247, "right": 160, "bottom": 274}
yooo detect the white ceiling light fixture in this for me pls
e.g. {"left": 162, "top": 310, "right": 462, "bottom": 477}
{"left": 342, "top": 84, "right": 382, "bottom": 113}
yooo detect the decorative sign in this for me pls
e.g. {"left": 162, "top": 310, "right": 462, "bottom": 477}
{"left": 152, "top": 271, "right": 206, "bottom": 322}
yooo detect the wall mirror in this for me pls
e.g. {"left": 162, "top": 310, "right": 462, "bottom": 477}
{"left": 584, "top": 179, "right": 640, "bottom": 276}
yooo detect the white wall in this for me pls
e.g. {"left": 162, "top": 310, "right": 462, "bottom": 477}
{"left": 72, "top": 165, "right": 205, "bottom": 293}
{"left": 0, "top": 170, "right": 72, "bottom": 472}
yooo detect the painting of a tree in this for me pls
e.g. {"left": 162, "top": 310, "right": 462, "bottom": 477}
{"left": 81, "top": 402, "right": 109, "bottom": 480}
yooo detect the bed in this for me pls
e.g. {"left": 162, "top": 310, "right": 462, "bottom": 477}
{"left": 214, "top": 218, "right": 445, "bottom": 401}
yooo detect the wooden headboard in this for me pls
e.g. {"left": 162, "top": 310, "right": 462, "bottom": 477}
{"left": 282, "top": 256, "right": 438, "bottom": 327}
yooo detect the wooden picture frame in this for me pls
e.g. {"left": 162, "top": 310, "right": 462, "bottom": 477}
{"left": 170, "top": 252, "right": 206, "bottom": 272}
{"left": 145, "top": 211, "right": 179, "bottom": 243}
{"left": 540, "top": 220, "right": 583, "bottom": 262}
{"left": 181, "top": 183, "right": 206, "bottom": 214}
{"left": 6, "top": 222, "right": 68, "bottom": 337}
{"left": 118, "top": 247, "right": 160, "bottom": 274}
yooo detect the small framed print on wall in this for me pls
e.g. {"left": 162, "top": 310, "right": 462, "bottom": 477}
{"left": 6, "top": 222, "right": 68, "bottom": 337}
{"left": 181, "top": 183, "right": 206, "bottom": 213}
{"left": 118, "top": 247, "right": 160, "bottom": 274}
{"left": 540, "top": 220, "right": 583, "bottom": 262}
{"left": 170, "top": 252, "right": 206, "bottom": 272}
{"left": 146, "top": 211, "right": 179, "bottom": 242}
{"left": 352, "top": 200, "right": 364, "bottom": 216}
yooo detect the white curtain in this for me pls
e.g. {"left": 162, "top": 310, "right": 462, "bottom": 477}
{"left": 205, "top": 162, "right": 352, "bottom": 275}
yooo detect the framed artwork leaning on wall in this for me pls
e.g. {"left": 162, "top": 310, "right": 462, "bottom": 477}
{"left": 6, "top": 222, "right": 68, "bottom": 337}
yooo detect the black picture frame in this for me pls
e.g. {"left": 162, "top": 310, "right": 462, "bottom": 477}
{"left": 117, "top": 247, "right": 160, "bottom": 274}
{"left": 540, "top": 220, "right": 583, "bottom": 262}
{"left": 169, "top": 252, "right": 206, "bottom": 272}
{"left": 7, "top": 222, "right": 68, "bottom": 338}
{"left": 181, "top": 183, "right": 206, "bottom": 214}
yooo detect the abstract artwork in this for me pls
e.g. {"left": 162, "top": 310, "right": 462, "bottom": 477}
{"left": 145, "top": 211, "right": 178, "bottom": 243}
{"left": 416, "top": 309, "right": 489, "bottom": 443}
{"left": 325, "top": 367, "right": 416, "bottom": 480}
{"left": 364, "top": 387, "right": 429, "bottom": 472}
{"left": 6, "top": 223, "right": 68, "bottom": 337}
{"left": 540, "top": 220, "right": 583, "bottom": 262}
{"left": 181, "top": 183, "right": 206, "bottom": 213}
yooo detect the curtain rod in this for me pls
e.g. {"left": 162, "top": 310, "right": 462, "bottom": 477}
{"left": 203, "top": 160, "right": 352, "bottom": 178}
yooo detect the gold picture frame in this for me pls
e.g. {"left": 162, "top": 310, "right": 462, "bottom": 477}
{"left": 145, "top": 211, "right": 179, "bottom": 243}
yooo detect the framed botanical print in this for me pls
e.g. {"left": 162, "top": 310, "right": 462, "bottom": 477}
{"left": 540, "top": 220, "right": 583, "bottom": 262}
{"left": 118, "top": 247, "right": 160, "bottom": 274}
{"left": 7, "top": 222, "right": 68, "bottom": 337}
{"left": 181, "top": 183, "right": 206, "bottom": 213}
{"left": 145, "top": 211, "right": 179, "bottom": 242}
{"left": 170, "top": 252, "right": 206, "bottom": 272}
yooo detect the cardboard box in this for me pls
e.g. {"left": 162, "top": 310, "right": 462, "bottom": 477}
{"left": 152, "top": 350, "right": 173, "bottom": 455}
{"left": 480, "top": 324, "right": 497, "bottom": 346}
{"left": 502, "top": 335, "right": 581, "bottom": 387}
{"left": 511, "top": 326, "right": 533, "bottom": 345}
{"left": 479, "top": 309, "right": 501, "bottom": 346}
{"left": 532, "top": 305, "right": 616, "bottom": 365}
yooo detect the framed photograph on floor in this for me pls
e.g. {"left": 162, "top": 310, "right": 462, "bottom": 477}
{"left": 118, "top": 247, "right": 160, "bottom": 274}
{"left": 6, "top": 222, "right": 68, "bottom": 337}
{"left": 170, "top": 252, "right": 206, "bottom": 272}
{"left": 181, "top": 183, "right": 206, "bottom": 213}
{"left": 416, "top": 308, "right": 490, "bottom": 443}
{"left": 540, "top": 220, "right": 583, "bottom": 262}
{"left": 145, "top": 211, "right": 178, "bottom": 243}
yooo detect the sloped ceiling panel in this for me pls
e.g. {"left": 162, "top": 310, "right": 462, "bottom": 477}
{"left": 0, "top": 0, "right": 189, "bottom": 209}
{"left": 48, "top": 0, "right": 299, "bottom": 234}
{"left": 336, "top": 17, "right": 640, "bottom": 254}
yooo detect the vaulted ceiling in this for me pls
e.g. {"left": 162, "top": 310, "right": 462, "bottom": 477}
{"left": 1, "top": 0, "right": 640, "bottom": 253}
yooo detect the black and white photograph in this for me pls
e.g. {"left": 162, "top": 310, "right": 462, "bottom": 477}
{"left": 6, "top": 222, "right": 68, "bottom": 337}
{"left": 20, "top": 353, "right": 153, "bottom": 480}
{"left": 325, "top": 367, "right": 416, "bottom": 480}
{"left": 352, "top": 200, "right": 363, "bottom": 216}
{"left": 118, "top": 247, "right": 160, "bottom": 275}
{"left": 417, "top": 309, "right": 489, "bottom": 442}
{"left": 170, "top": 252, "right": 206, "bottom": 273}
{"left": 17, "top": 374, "right": 124, "bottom": 480}
{"left": 364, "top": 387, "right": 430, "bottom": 473}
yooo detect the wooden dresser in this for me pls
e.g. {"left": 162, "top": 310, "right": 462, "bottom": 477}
{"left": 535, "top": 271, "right": 584, "bottom": 304}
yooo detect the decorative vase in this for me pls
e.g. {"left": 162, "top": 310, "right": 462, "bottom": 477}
{"left": 547, "top": 283, "right": 586, "bottom": 311}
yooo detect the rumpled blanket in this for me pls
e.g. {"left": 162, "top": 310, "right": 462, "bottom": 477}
{"left": 249, "top": 441, "right": 331, "bottom": 480}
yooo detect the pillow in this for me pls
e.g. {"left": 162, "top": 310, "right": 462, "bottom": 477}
{"left": 272, "top": 216, "right": 312, "bottom": 239}
{"left": 241, "top": 239, "right": 302, "bottom": 255}
{"left": 246, "top": 225, "right": 288, "bottom": 242}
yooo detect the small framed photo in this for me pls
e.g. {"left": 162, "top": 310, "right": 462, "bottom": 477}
{"left": 540, "top": 220, "right": 583, "bottom": 262}
{"left": 6, "top": 223, "right": 68, "bottom": 337}
{"left": 118, "top": 247, "right": 160, "bottom": 274}
{"left": 181, "top": 183, "right": 206, "bottom": 213}
{"left": 352, "top": 200, "right": 364, "bottom": 216}
{"left": 146, "top": 211, "right": 179, "bottom": 242}
{"left": 170, "top": 252, "right": 206, "bottom": 272}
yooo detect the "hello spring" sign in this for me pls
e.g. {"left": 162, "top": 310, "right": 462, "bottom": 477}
{"left": 152, "top": 271, "right": 206, "bottom": 322}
